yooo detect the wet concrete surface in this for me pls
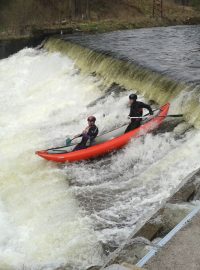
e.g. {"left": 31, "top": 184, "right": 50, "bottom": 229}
{"left": 145, "top": 212, "right": 200, "bottom": 270}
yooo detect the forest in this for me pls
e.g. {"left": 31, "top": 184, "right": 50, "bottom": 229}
{"left": 0, "top": 0, "right": 199, "bottom": 36}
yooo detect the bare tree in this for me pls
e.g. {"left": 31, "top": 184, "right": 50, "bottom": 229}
{"left": 86, "top": 0, "right": 90, "bottom": 19}
{"left": 69, "top": 0, "right": 75, "bottom": 19}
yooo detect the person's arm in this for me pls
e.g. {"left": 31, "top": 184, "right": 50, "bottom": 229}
{"left": 128, "top": 106, "right": 132, "bottom": 117}
{"left": 72, "top": 126, "right": 90, "bottom": 140}
{"left": 72, "top": 133, "right": 83, "bottom": 140}
{"left": 141, "top": 102, "right": 153, "bottom": 115}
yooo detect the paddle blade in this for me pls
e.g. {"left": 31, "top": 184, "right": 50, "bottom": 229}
{"left": 157, "top": 114, "right": 184, "bottom": 118}
{"left": 66, "top": 138, "right": 72, "bottom": 146}
{"left": 167, "top": 114, "right": 183, "bottom": 117}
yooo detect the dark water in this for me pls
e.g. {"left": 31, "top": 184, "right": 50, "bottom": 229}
{"left": 62, "top": 25, "right": 200, "bottom": 84}
{"left": 0, "top": 37, "right": 43, "bottom": 59}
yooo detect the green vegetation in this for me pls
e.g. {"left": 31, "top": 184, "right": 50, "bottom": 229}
{"left": 0, "top": 0, "right": 200, "bottom": 40}
{"left": 191, "top": 0, "right": 200, "bottom": 10}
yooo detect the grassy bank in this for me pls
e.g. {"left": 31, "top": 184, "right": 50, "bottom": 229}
{"left": 0, "top": 0, "right": 200, "bottom": 40}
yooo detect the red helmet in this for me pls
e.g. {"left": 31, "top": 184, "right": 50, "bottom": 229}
{"left": 87, "top": 116, "right": 96, "bottom": 122}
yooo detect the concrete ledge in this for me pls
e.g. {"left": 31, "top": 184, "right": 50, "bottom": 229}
{"left": 122, "top": 262, "right": 145, "bottom": 269}
{"left": 105, "top": 263, "right": 145, "bottom": 270}
{"left": 144, "top": 211, "right": 200, "bottom": 270}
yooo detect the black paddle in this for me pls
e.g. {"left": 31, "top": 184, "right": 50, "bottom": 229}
{"left": 66, "top": 137, "right": 77, "bottom": 146}
{"left": 161, "top": 114, "right": 183, "bottom": 118}
{"left": 129, "top": 114, "right": 183, "bottom": 119}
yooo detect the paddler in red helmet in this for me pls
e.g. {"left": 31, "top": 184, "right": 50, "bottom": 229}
{"left": 73, "top": 116, "right": 99, "bottom": 151}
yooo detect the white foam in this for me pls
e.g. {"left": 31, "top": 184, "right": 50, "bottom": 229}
{"left": 65, "top": 128, "right": 200, "bottom": 245}
{"left": 0, "top": 49, "right": 103, "bottom": 269}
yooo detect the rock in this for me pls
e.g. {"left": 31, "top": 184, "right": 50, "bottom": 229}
{"left": 87, "top": 266, "right": 101, "bottom": 270}
{"left": 55, "top": 266, "right": 71, "bottom": 270}
{"left": 104, "top": 263, "right": 145, "bottom": 270}
{"left": 113, "top": 243, "right": 150, "bottom": 265}
{"left": 160, "top": 203, "right": 194, "bottom": 234}
{"left": 101, "top": 241, "right": 118, "bottom": 256}
{"left": 193, "top": 184, "right": 200, "bottom": 200}
{"left": 122, "top": 262, "right": 146, "bottom": 269}
{"left": 135, "top": 220, "right": 163, "bottom": 240}
{"left": 104, "top": 264, "right": 128, "bottom": 270}
{"left": 170, "top": 168, "right": 200, "bottom": 203}
{"left": 169, "top": 182, "right": 196, "bottom": 203}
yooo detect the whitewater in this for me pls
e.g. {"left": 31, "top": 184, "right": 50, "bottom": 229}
{"left": 1, "top": 45, "right": 200, "bottom": 269}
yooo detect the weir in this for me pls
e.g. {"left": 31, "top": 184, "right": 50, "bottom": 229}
{"left": 42, "top": 31, "right": 200, "bottom": 269}
{"left": 1, "top": 25, "right": 200, "bottom": 270}
{"left": 44, "top": 37, "right": 200, "bottom": 128}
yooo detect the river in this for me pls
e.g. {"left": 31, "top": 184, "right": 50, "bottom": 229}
{"left": 0, "top": 25, "right": 200, "bottom": 269}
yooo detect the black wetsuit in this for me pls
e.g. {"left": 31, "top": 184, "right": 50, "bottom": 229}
{"left": 73, "top": 125, "right": 99, "bottom": 151}
{"left": 125, "top": 101, "right": 153, "bottom": 133}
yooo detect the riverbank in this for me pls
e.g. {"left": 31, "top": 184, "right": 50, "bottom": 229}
{"left": 1, "top": 16, "right": 200, "bottom": 42}
{"left": 1, "top": 0, "right": 200, "bottom": 41}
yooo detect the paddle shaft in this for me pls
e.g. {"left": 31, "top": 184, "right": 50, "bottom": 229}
{"left": 129, "top": 114, "right": 183, "bottom": 119}
{"left": 47, "top": 137, "right": 76, "bottom": 151}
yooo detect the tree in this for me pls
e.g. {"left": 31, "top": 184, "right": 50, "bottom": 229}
{"left": 191, "top": 0, "right": 200, "bottom": 9}
{"left": 86, "top": 0, "right": 90, "bottom": 19}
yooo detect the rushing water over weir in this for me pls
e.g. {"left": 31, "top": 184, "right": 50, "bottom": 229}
{"left": 1, "top": 25, "right": 200, "bottom": 270}
{"left": 45, "top": 25, "right": 200, "bottom": 128}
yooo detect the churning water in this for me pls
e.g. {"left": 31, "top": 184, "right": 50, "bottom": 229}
{"left": 0, "top": 49, "right": 104, "bottom": 269}
{"left": 1, "top": 25, "right": 200, "bottom": 270}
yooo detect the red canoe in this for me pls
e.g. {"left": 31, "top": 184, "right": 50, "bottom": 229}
{"left": 36, "top": 103, "right": 169, "bottom": 163}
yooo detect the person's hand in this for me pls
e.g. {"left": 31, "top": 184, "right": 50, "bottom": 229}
{"left": 83, "top": 126, "right": 89, "bottom": 134}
